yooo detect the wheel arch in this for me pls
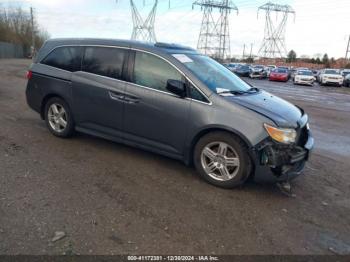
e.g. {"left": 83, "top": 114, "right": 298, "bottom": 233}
{"left": 40, "top": 93, "right": 68, "bottom": 120}
{"left": 185, "top": 126, "right": 254, "bottom": 166}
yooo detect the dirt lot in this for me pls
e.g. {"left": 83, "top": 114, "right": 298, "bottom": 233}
{"left": 0, "top": 59, "right": 350, "bottom": 255}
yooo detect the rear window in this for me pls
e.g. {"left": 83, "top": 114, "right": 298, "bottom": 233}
{"left": 82, "top": 47, "right": 127, "bottom": 80}
{"left": 41, "top": 46, "right": 83, "bottom": 72}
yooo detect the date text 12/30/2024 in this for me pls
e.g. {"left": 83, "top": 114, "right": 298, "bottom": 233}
{"left": 127, "top": 256, "right": 220, "bottom": 261}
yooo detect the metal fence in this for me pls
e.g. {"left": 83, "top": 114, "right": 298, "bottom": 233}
{"left": 0, "top": 41, "right": 24, "bottom": 58}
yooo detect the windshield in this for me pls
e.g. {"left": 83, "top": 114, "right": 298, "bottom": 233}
{"left": 180, "top": 54, "right": 251, "bottom": 93}
{"left": 297, "top": 70, "right": 313, "bottom": 76}
{"left": 254, "top": 65, "right": 264, "bottom": 69}
{"left": 325, "top": 69, "right": 339, "bottom": 74}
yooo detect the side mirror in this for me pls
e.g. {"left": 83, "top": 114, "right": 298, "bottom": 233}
{"left": 166, "top": 80, "right": 186, "bottom": 98}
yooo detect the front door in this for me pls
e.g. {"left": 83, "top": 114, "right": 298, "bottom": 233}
{"left": 123, "top": 51, "right": 191, "bottom": 157}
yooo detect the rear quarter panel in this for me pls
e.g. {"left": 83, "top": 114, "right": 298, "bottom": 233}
{"left": 27, "top": 63, "right": 73, "bottom": 117}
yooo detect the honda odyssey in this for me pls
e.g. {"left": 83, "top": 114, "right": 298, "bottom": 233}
{"left": 26, "top": 39, "right": 314, "bottom": 188}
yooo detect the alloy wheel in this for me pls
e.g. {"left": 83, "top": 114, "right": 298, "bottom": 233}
{"left": 48, "top": 103, "right": 67, "bottom": 133}
{"left": 200, "top": 141, "right": 240, "bottom": 182}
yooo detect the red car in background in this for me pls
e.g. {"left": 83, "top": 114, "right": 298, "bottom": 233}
{"left": 269, "top": 68, "right": 289, "bottom": 82}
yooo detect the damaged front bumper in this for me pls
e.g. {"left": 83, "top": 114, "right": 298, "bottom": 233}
{"left": 252, "top": 128, "right": 314, "bottom": 183}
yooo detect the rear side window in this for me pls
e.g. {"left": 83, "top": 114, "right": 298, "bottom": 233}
{"left": 133, "top": 51, "right": 182, "bottom": 92}
{"left": 82, "top": 47, "right": 126, "bottom": 80}
{"left": 41, "top": 46, "right": 82, "bottom": 72}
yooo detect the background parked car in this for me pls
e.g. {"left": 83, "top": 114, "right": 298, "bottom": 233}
{"left": 265, "top": 65, "right": 276, "bottom": 77}
{"left": 277, "top": 66, "right": 291, "bottom": 80}
{"left": 319, "top": 69, "right": 343, "bottom": 87}
{"left": 226, "top": 63, "right": 240, "bottom": 73}
{"left": 269, "top": 68, "right": 289, "bottom": 82}
{"left": 249, "top": 65, "right": 267, "bottom": 79}
{"left": 235, "top": 64, "right": 251, "bottom": 77}
{"left": 291, "top": 67, "right": 309, "bottom": 81}
{"left": 341, "top": 69, "right": 350, "bottom": 79}
{"left": 293, "top": 70, "right": 315, "bottom": 86}
{"left": 316, "top": 69, "right": 323, "bottom": 83}
{"left": 344, "top": 73, "right": 350, "bottom": 87}
{"left": 312, "top": 70, "right": 319, "bottom": 80}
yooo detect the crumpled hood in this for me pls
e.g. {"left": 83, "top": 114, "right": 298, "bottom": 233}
{"left": 224, "top": 90, "right": 303, "bottom": 128}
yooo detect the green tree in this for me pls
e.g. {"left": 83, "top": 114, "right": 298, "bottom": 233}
{"left": 0, "top": 6, "right": 49, "bottom": 56}
{"left": 286, "top": 50, "right": 297, "bottom": 63}
{"left": 322, "top": 53, "right": 329, "bottom": 67}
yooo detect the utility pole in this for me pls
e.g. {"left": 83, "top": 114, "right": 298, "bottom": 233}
{"left": 242, "top": 44, "right": 246, "bottom": 59}
{"left": 257, "top": 2, "right": 295, "bottom": 59}
{"left": 345, "top": 35, "right": 350, "bottom": 61}
{"left": 30, "top": 7, "right": 35, "bottom": 57}
{"left": 193, "top": 0, "right": 238, "bottom": 60}
{"left": 249, "top": 43, "right": 253, "bottom": 58}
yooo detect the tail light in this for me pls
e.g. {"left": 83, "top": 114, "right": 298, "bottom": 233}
{"left": 26, "top": 70, "right": 33, "bottom": 80}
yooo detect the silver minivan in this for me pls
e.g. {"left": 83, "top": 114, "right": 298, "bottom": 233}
{"left": 26, "top": 39, "right": 314, "bottom": 188}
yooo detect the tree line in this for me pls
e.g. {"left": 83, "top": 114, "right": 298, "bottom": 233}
{"left": 287, "top": 50, "right": 350, "bottom": 68}
{"left": 0, "top": 6, "right": 49, "bottom": 57}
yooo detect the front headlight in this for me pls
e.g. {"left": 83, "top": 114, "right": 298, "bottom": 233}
{"left": 264, "top": 123, "right": 297, "bottom": 144}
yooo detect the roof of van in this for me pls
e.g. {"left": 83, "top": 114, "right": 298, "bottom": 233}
{"left": 35, "top": 38, "right": 198, "bottom": 63}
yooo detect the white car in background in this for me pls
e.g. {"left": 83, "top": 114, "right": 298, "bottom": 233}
{"left": 265, "top": 65, "right": 277, "bottom": 77}
{"left": 293, "top": 70, "right": 315, "bottom": 86}
{"left": 319, "top": 69, "right": 343, "bottom": 87}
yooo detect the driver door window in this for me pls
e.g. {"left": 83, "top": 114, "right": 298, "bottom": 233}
{"left": 133, "top": 52, "right": 183, "bottom": 93}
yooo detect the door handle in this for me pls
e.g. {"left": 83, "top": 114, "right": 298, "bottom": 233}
{"left": 109, "top": 91, "right": 140, "bottom": 104}
{"left": 109, "top": 91, "right": 125, "bottom": 101}
{"left": 124, "top": 96, "right": 140, "bottom": 104}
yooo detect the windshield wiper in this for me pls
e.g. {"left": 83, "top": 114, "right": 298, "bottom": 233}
{"left": 218, "top": 90, "right": 247, "bottom": 96}
{"left": 218, "top": 87, "right": 260, "bottom": 96}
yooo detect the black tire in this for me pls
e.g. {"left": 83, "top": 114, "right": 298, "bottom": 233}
{"left": 193, "top": 132, "right": 252, "bottom": 189}
{"left": 44, "top": 97, "right": 75, "bottom": 138}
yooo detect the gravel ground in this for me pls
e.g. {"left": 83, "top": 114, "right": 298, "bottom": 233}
{"left": 0, "top": 59, "right": 350, "bottom": 255}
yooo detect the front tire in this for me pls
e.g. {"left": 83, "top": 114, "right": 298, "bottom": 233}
{"left": 194, "top": 132, "right": 252, "bottom": 189}
{"left": 44, "top": 97, "right": 75, "bottom": 138}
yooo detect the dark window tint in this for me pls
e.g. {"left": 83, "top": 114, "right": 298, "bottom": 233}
{"left": 133, "top": 52, "right": 182, "bottom": 92}
{"left": 42, "top": 47, "right": 82, "bottom": 72}
{"left": 83, "top": 47, "right": 126, "bottom": 79}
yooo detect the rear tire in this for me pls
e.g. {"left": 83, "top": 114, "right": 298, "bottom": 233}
{"left": 44, "top": 97, "right": 75, "bottom": 138}
{"left": 194, "top": 132, "right": 252, "bottom": 189}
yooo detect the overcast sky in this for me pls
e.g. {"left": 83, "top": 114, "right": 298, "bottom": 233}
{"left": 3, "top": 0, "right": 350, "bottom": 58}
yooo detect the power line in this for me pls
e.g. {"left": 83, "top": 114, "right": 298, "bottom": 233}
{"left": 257, "top": 2, "right": 295, "bottom": 59}
{"left": 193, "top": 0, "right": 238, "bottom": 60}
{"left": 117, "top": 0, "right": 158, "bottom": 43}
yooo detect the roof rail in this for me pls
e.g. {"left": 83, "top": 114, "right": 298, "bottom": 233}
{"left": 154, "top": 42, "right": 195, "bottom": 51}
